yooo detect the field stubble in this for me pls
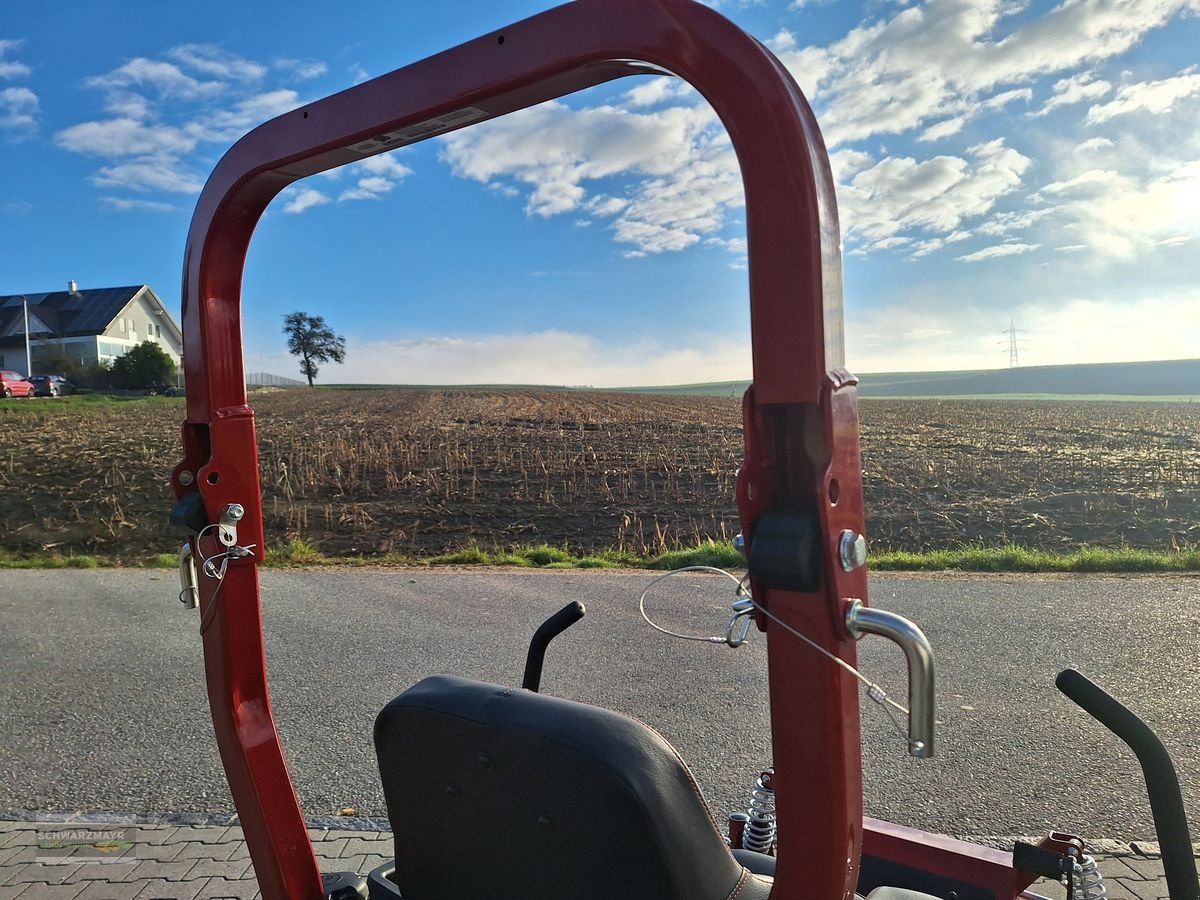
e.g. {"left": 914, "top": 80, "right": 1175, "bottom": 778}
{"left": 4, "top": 390, "right": 1200, "bottom": 561}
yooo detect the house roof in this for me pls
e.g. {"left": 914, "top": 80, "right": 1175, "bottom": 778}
{"left": 0, "top": 285, "right": 182, "bottom": 343}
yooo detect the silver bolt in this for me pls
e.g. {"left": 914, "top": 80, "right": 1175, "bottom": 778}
{"left": 178, "top": 470, "right": 194, "bottom": 486}
{"left": 838, "top": 530, "right": 867, "bottom": 572}
{"left": 224, "top": 503, "right": 245, "bottom": 521}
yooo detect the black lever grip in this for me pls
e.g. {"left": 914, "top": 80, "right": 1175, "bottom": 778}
{"left": 522, "top": 601, "right": 585, "bottom": 692}
{"left": 1056, "top": 669, "right": 1198, "bottom": 900}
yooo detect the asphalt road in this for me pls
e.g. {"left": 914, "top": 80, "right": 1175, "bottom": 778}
{"left": 1, "top": 568, "right": 1197, "bottom": 843}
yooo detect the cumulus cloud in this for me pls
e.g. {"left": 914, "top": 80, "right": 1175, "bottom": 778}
{"left": 1, "top": 85, "right": 38, "bottom": 134}
{"left": 1085, "top": 68, "right": 1200, "bottom": 123}
{"left": 337, "top": 152, "right": 414, "bottom": 201}
{"left": 838, "top": 139, "right": 1031, "bottom": 250}
{"left": 440, "top": 100, "right": 742, "bottom": 255}
{"left": 60, "top": 48, "right": 318, "bottom": 199}
{"left": 91, "top": 158, "right": 203, "bottom": 193}
{"left": 0, "top": 38, "right": 30, "bottom": 79}
{"left": 1032, "top": 72, "right": 1112, "bottom": 117}
{"left": 771, "top": 0, "right": 1194, "bottom": 147}
{"left": 168, "top": 44, "right": 266, "bottom": 81}
{"left": 281, "top": 187, "right": 331, "bottom": 214}
{"left": 87, "top": 57, "right": 224, "bottom": 100}
{"left": 55, "top": 117, "right": 196, "bottom": 157}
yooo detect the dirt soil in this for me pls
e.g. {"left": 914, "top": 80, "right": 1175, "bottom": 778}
{"left": 4, "top": 390, "right": 1199, "bottom": 560}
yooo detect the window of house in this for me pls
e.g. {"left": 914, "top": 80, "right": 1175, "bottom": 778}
{"left": 119, "top": 318, "right": 127, "bottom": 333}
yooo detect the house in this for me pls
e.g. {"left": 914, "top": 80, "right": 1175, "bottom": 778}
{"left": 0, "top": 282, "right": 183, "bottom": 374}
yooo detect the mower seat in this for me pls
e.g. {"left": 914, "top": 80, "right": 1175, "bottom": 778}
{"left": 374, "top": 675, "right": 773, "bottom": 900}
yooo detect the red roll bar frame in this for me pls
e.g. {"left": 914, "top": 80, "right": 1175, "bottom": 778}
{"left": 173, "top": 1, "right": 870, "bottom": 897}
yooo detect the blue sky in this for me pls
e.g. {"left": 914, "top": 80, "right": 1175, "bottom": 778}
{"left": 2, "top": 0, "right": 1198, "bottom": 386}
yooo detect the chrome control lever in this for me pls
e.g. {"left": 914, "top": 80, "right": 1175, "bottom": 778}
{"left": 844, "top": 599, "right": 935, "bottom": 758}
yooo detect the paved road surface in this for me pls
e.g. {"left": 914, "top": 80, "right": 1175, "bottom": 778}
{"left": 1, "top": 568, "right": 1197, "bottom": 843}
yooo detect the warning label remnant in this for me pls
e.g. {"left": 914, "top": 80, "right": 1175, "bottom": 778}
{"left": 349, "top": 107, "right": 489, "bottom": 154}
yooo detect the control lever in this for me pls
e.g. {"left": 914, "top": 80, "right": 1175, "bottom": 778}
{"left": 844, "top": 599, "right": 935, "bottom": 758}
{"left": 522, "top": 601, "right": 585, "bottom": 692}
{"left": 1057, "top": 669, "right": 1199, "bottom": 900}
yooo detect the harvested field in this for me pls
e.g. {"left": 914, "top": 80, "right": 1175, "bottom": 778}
{"left": 4, "top": 390, "right": 1200, "bottom": 561}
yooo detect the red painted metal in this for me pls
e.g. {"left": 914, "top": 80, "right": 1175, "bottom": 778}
{"left": 172, "top": 2, "right": 881, "bottom": 898}
{"left": 864, "top": 819, "right": 1085, "bottom": 898}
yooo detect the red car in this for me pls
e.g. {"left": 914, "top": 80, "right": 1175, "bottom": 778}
{"left": 0, "top": 370, "right": 35, "bottom": 398}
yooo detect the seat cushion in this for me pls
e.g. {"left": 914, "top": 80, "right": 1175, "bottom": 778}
{"left": 374, "top": 675, "right": 748, "bottom": 900}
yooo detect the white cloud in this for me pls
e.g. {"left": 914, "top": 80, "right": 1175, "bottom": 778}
{"left": 54, "top": 117, "right": 196, "bottom": 157}
{"left": 956, "top": 241, "right": 1040, "bottom": 262}
{"left": 0, "top": 85, "right": 38, "bottom": 134}
{"left": 337, "top": 153, "right": 414, "bottom": 202}
{"left": 91, "top": 158, "right": 203, "bottom": 194}
{"left": 87, "top": 57, "right": 224, "bottom": 100}
{"left": 623, "top": 78, "right": 696, "bottom": 108}
{"left": 100, "top": 196, "right": 178, "bottom": 212}
{"left": 0, "top": 38, "right": 30, "bottom": 79}
{"left": 1032, "top": 72, "right": 1112, "bottom": 117}
{"left": 771, "top": 0, "right": 1195, "bottom": 147}
{"left": 249, "top": 329, "right": 752, "bottom": 387}
{"left": 982, "top": 88, "right": 1033, "bottom": 110}
{"left": 186, "top": 89, "right": 302, "bottom": 141}
{"left": 440, "top": 100, "right": 743, "bottom": 255}
{"left": 848, "top": 291, "right": 1200, "bottom": 372}
{"left": 839, "top": 139, "right": 1031, "bottom": 249}
{"left": 168, "top": 44, "right": 266, "bottom": 81}
{"left": 919, "top": 116, "right": 966, "bottom": 142}
{"left": 282, "top": 187, "right": 331, "bottom": 214}
{"left": 274, "top": 58, "right": 328, "bottom": 80}
{"left": 1085, "top": 68, "right": 1200, "bottom": 123}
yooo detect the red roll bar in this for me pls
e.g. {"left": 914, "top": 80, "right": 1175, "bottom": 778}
{"left": 171, "top": 2, "right": 869, "bottom": 897}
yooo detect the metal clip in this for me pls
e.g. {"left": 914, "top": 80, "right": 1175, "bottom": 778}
{"left": 178, "top": 542, "right": 199, "bottom": 609}
{"left": 217, "top": 503, "right": 245, "bottom": 548}
{"left": 726, "top": 595, "right": 755, "bottom": 647}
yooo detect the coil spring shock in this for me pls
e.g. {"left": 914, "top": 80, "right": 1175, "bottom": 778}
{"left": 1072, "top": 853, "right": 1108, "bottom": 900}
{"left": 742, "top": 768, "right": 777, "bottom": 855}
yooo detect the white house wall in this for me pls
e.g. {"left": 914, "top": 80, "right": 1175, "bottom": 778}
{"left": 102, "top": 290, "right": 182, "bottom": 363}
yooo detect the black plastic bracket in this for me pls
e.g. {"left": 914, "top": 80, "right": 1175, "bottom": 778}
{"left": 169, "top": 492, "right": 209, "bottom": 535}
{"left": 747, "top": 512, "right": 822, "bottom": 592}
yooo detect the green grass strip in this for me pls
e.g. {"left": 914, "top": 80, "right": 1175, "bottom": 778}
{"left": 6, "top": 541, "right": 1200, "bottom": 573}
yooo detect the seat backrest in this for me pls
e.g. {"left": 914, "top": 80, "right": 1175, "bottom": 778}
{"left": 374, "top": 675, "right": 756, "bottom": 900}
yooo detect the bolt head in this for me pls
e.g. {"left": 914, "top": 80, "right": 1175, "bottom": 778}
{"left": 178, "top": 470, "right": 194, "bottom": 486}
{"left": 225, "top": 503, "right": 245, "bottom": 521}
{"left": 839, "top": 530, "right": 867, "bottom": 572}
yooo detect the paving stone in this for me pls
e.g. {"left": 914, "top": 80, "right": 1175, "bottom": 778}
{"left": 129, "top": 844, "right": 183, "bottom": 863}
{"left": 132, "top": 879, "right": 209, "bottom": 900}
{"left": 4, "top": 862, "right": 83, "bottom": 885}
{"left": 311, "top": 839, "right": 346, "bottom": 859}
{"left": 305, "top": 829, "right": 329, "bottom": 843}
{"left": 173, "top": 843, "right": 235, "bottom": 862}
{"left": 1121, "top": 876, "right": 1170, "bottom": 900}
{"left": 0, "top": 887, "right": 26, "bottom": 900}
{"left": 1121, "top": 857, "right": 1168, "bottom": 879}
{"left": 122, "top": 860, "right": 199, "bottom": 882}
{"left": 130, "top": 829, "right": 180, "bottom": 847}
{"left": 192, "top": 877, "right": 261, "bottom": 899}
{"left": 75, "top": 880, "right": 146, "bottom": 899}
{"left": 339, "top": 838, "right": 391, "bottom": 857}
{"left": 10, "top": 884, "right": 83, "bottom": 899}
{"left": 183, "top": 858, "right": 253, "bottom": 881}
{"left": 0, "top": 831, "right": 40, "bottom": 849}
{"left": 1100, "top": 858, "right": 1151, "bottom": 880}
{"left": 69, "top": 862, "right": 145, "bottom": 883}
{"left": 178, "top": 829, "right": 230, "bottom": 845}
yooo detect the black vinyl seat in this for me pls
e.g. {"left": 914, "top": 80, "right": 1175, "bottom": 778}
{"left": 374, "top": 675, "right": 773, "bottom": 900}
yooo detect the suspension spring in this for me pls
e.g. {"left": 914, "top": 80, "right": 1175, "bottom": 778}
{"left": 742, "top": 768, "right": 777, "bottom": 855}
{"left": 1074, "top": 853, "right": 1108, "bottom": 900}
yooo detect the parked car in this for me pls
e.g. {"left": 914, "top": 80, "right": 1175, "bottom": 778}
{"left": 27, "top": 374, "right": 76, "bottom": 397}
{"left": 0, "top": 370, "right": 34, "bottom": 398}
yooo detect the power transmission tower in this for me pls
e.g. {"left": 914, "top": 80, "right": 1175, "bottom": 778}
{"left": 999, "top": 319, "right": 1029, "bottom": 368}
